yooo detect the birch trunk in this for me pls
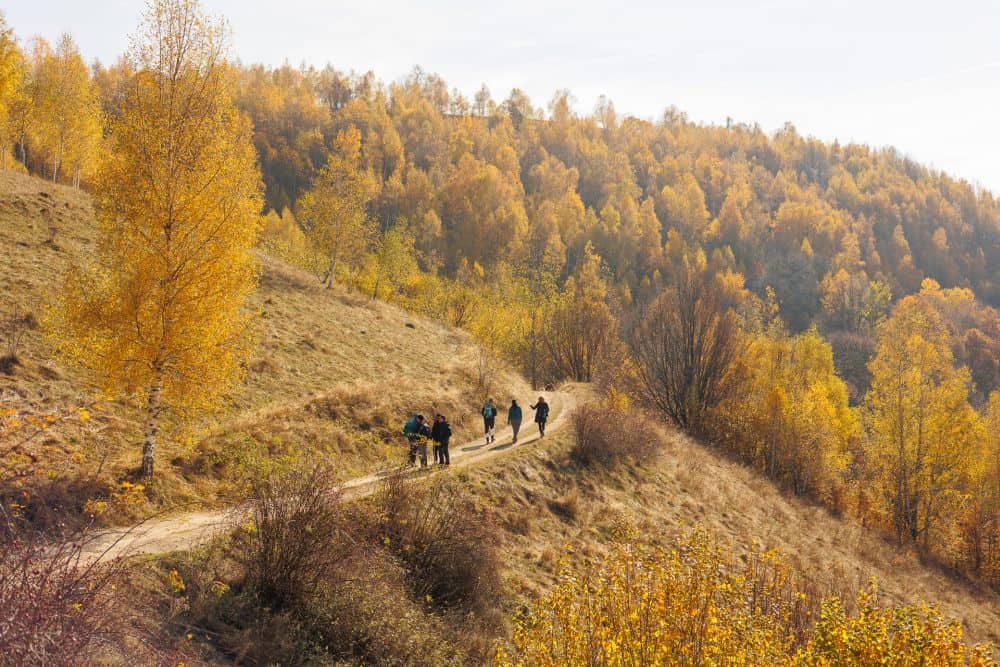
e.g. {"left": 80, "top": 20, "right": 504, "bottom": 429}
{"left": 141, "top": 380, "right": 163, "bottom": 477}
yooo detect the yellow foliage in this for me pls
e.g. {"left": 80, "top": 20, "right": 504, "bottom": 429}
{"left": 168, "top": 569, "right": 186, "bottom": 595}
{"left": 259, "top": 208, "right": 322, "bottom": 274}
{"left": 48, "top": 0, "right": 262, "bottom": 475}
{"left": 865, "top": 296, "right": 981, "bottom": 546}
{"left": 297, "top": 126, "right": 377, "bottom": 288}
{"left": 801, "top": 584, "right": 996, "bottom": 666}
{"left": 497, "top": 531, "right": 807, "bottom": 666}
{"left": 497, "top": 531, "right": 995, "bottom": 666}
{"left": 713, "top": 327, "right": 857, "bottom": 501}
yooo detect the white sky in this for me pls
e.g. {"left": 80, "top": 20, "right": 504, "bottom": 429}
{"left": 7, "top": 0, "right": 1000, "bottom": 193}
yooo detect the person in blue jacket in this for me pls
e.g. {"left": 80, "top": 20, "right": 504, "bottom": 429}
{"left": 508, "top": 399, "right": 523, "bottom": 444}
{"left": 482, "top": 398, "right": 498, "bottom": 444}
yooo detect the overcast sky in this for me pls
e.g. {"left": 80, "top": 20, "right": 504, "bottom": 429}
{"left": 6, "top": 0, "right": 1000, "bottom": 192}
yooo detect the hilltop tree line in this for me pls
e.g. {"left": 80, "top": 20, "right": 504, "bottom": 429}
{"left": 0, "top": 1, "right": 998, "bottom": 590}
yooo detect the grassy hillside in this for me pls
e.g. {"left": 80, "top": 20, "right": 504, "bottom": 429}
{"left": 464, "top": 426, "right": 1000, "bottom": 648}
{"left": 0, "top": 170, "right": 526, "bottom": 524}
{"left": 118, "top": 412, "right": 999, "bottom": 665}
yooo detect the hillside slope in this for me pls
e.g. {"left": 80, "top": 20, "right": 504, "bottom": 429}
{"left": 4, "top": 171, "right": 997, "bottom": 657}
{"left": 461, "top": 427, "right": 1000, "bottom": 647}
{"left": 123, "top": 402, "right": 999, "bottom": 664}
{"left": 0, "top": 171, "right": 527, "bottom": 522}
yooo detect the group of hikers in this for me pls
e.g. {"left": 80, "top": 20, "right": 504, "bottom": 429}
{"left": 403, "top": 396, "right": 550, "bottom": 468}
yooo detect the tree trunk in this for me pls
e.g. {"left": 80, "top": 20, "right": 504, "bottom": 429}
{"left": 52, "top": 136, "right": 63, "bottom": 183}
{"left": 141, "top": 381, "right": 163, "bottom": 477}
{"left": 529, "top": 310, "right": 539, "bottom": 390}
{"left": 323, "top": 255, "right": 337, "bottom": 289}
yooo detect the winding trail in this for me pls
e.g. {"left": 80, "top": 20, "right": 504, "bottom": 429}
{"left": 80, "top": 387, "right": 578, "bottom": 566}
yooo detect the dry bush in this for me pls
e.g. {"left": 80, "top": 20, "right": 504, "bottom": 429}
{"left": 570, "top": 404, "right": 661, "bottom": 467}
{"left": 238, "top": 463, "right": 352, "bottom": 611}
{"left": 307, "top": 545, "right": 466, "bottom": 666}
{"left": 374, "top": 471, "right": 504, "bottom": 623}
{"left": 627, "top": 265, "right": 741, "bottom": 434}
{"left": 0, "top": 526, "right": 127, "bottom": 665}
{"left": 1, "top": 302, "right": 34, "bottom": 372}
{"left": 248, "top": 355, "right": 278, "bottom": 375}
{"left": 177, "top": 466, "right": 469, "bottom": 665}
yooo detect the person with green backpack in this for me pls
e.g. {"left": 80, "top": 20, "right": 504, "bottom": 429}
{"left": 403, "top": 413, "right": 431, "bottom": 467}
{"left": 482, "top": 398, "right": 498, "bottom": 444}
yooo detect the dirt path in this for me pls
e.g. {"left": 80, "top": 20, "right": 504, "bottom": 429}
{"left": 80, "top": 387, "right": 578, "bottom": 565}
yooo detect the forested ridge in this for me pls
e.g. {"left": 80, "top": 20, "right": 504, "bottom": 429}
{"left": 237, "top": 65, "right": 1000, "bottom": 306}
{"left": 239, "top": 65, "right": 999, "bottom": 406}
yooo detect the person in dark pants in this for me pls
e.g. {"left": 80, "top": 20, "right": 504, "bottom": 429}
{"left": 403, "top": 413, "right": 430, "bottom": 467}
{"left": 531, "top": 396, "right": 550, "bottom": 437}
{"left": 430, "top": 414, "right": 443, "bottom": 463}
{"left": 482, "top": 398, "right": 498, "bottom": 444}
{"left": 431, "top": 414, "right": 453, "bottom": 465}
{"left": 508, "top": 399, "right": 523, "bottom": 444}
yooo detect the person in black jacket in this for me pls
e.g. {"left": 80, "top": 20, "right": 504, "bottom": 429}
{"left": 431, "top": 414, "right": 453, "bottom": 465}
{"left": 531, "top": 396, "right": 550, "bottom": 437}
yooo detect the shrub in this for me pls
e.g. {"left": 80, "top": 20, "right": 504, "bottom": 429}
{"left": 570, "top": 404, "right": 661, "bottom": 467}
{"left": 496, "top": 530, "right": 812, "bottom": 666}
{"left": 0, "top": 527, "right": 126, "bottom": 665}
{"left": 237, "top": 463, "right": 351, "bottom": 611}
{"left": 1, "top": 301, "right": 33, "bottom": 368}
{"left": 802, "top": 584, "right": 997, "bottom": 666}
{"left": 374, "top": 471, "right": 504, "bottom": 623}
{"left": 496, "top": 530, "right": 996, "bottom": 666}
{"left": 179, "top": 466, "right": 471, "bottom": 665}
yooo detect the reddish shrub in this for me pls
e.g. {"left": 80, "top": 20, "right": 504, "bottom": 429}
{"left": 0, "top": 527, "right": 126, "bottom": 665}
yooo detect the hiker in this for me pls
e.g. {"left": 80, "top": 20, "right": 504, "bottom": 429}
{"left": 403, "top": 413, "right": 430, "bottom": 467}
{"left": 430, "top": 414, "right": 443, "bottom": 464}
{"left": 531, "top": 396, "right": 550, "bottom": 437}
{"left": 482, "top": 398, "right": 498, "bottom": 444}
{"left": 431, "top": 414, "right": 453, "bottom": 465}
{"left": 508, "top": 399, "right": 523, "bottom": 444}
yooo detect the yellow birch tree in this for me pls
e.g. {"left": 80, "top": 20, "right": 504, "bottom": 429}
{"left": 864, "top": 296, "right": 979, "bottom": 546}
{"left": 298, "top": 125, "right": 377, "bottom": 288}
{"left": 0, "top": 12, "right": 23, "bottom": 169}
{"left": 49, "top": 0, "right": 262, "bottom": 476}
{"left": 32, "top": 33, "right": 100, "bottom": 184}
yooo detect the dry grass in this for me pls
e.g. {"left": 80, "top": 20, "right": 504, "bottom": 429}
{"left": 0, "top": 170, "right": 527, "bottom": 525}
{"left": 464, "top": 425, "right": 1000, "bottom": 649}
